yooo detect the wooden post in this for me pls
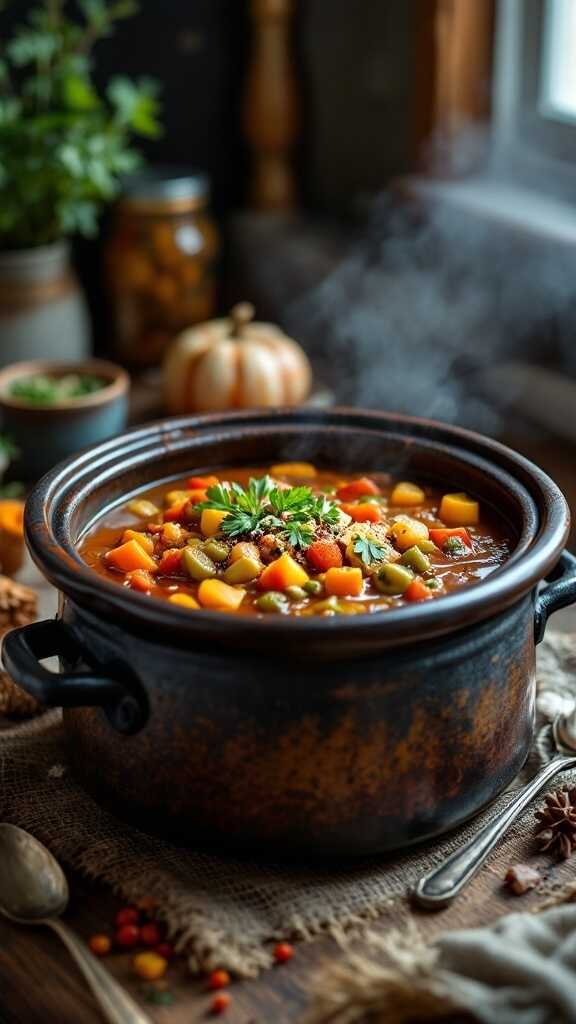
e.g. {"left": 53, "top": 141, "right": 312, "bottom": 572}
{"left": 243, "top": 0, "right": 298, "bottom": 210}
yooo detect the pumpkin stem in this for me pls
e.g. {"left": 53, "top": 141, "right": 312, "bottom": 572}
{"left": 230, "top": 302, "right": 255, "bottom": 337}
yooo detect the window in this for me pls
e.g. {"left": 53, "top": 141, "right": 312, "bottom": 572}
{"left": 492, "top": 0, "right": 576, "bottom": 194}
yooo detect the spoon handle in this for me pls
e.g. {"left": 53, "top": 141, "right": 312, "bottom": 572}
{"left": 46, "top": 918, "right": 153, "bottom": 1024}
{"left": 414, "top": 755, "right": 576, "bottom": 909}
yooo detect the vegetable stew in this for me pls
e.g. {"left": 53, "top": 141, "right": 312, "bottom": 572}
{"left": 79, "top": 464, "right": 512, "bottom": 616}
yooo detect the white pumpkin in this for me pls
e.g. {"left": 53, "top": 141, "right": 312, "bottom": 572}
{"left": 163, "top": 303, "right": 312, "bottom": 413}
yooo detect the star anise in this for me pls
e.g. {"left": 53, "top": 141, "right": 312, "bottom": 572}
{"left": 535, "top": 785, "right": 576, "bottom": 860}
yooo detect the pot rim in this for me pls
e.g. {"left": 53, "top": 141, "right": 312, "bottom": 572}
{"left": 24, "top": 408, "right": 571, "bottom": 653}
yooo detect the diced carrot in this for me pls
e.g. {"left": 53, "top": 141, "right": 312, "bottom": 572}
{"left": 157, "top": 548, "right": 184, "bottom": 575}
{"left": 390, "top": 481, "right": 425, "bottom": 506}
{"left": 168, "top": 592, "right": 200, "bottom": 609}
{"left": 270, "top": 462, "right": 317, "bottom": 478}
{"left": 439, "top": 493, "right": 479, "bottom": 526}
{"left": 306, "top": 540, "right": 343, "bottom": 572}
{"left": 105, "top": 540, "right": 158, "bottom": 573}
{"left": 186, "top": 475, "right": 219, "bottom": 490}
{"left": 429, "top": 527, "right": 472, "bottom": 550}
{"left": 126, "top": 570, "right": 154, "bottom": 593}
{"left": 404, "top": 578, "right": 433, "bottom": 602}
{"left": 163, "top": 500, "right": 189, "bottom": 523}
{"left": 324, "top": 566, "right": 363, "bottom": 597}
{"left": 187, "top": 488, "right": 209, "bottom": 505}
{"left": 336, "top": 477, "right": 380, "bottom": 501}
{"left": 259, "top": 552, "right": 309, "bottom": 591}
{"left": 197, "top": 579, "right": 245, "bottom": 611}
{"left": 339, "top": 502, "right": 382, "bottom": 523}
{"left": 121, "top": 529, "right": 154, "bottom": 555}
{"left": 201, "top": 509, "right": 229, "bottom": 537}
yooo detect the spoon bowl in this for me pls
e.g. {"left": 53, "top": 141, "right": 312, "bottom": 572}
{"left": 0, "top": 823, "right": 68, "bottom": 922}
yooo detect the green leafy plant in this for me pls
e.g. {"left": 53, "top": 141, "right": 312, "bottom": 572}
{"left": 352, "top": 534, "right": 389, "bottom": 566}
{"left": 0, "top": 0, "right": 161, "bottom": 248}
{"left": 199, "top": 477, "right": 341, "bottom": 548}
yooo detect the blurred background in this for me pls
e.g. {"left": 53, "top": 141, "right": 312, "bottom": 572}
{"left": 0, "top": 0, "right": 575, "bottom": 524}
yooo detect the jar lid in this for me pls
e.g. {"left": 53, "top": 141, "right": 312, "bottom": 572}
{"left": 120, "top": 167, "right": 210, "bottom": 212}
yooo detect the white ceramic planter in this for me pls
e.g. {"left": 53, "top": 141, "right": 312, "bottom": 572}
{"left": 0, "top": 241, "right": 90, "bottom": 367}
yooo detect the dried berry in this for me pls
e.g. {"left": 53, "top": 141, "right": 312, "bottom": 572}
{"left": 211, "top": 992, "right": 231, "bottom": 1015}
{"left": 274, "top": 942, "right": 294, "bottom": 964}
{"left": 504, "top": 863, "right": 541, "bottom": 895}
{"left": 115, "top": 907, "right": 140, "bottom": 928}
{"left": 116, "top": 924, "right": 140, "bottom": 948}
{"left": 133, "top": 951, "right": 168, "bottom": 981}
{"left": 88, "top": 934, "right": 111, "bottom": 956}
{"left": 209, "top": 969, "right": 230, "bottom": 990}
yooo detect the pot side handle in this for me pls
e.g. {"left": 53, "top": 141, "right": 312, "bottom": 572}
{"left": 534, "top": 550, "right": 576, "bottom": 644}
{"left": 2, "top": 619, "right": 147, "bottom": 734}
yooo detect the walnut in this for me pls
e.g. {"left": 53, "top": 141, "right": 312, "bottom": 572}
{"left": 504, "top": 863, "right": 541, "bottom": 895}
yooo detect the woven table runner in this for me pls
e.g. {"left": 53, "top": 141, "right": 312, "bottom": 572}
{"left": 0, "top": 632, "right": 575, "bottom": 978}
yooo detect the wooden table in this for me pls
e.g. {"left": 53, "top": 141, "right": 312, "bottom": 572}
{"left": 1, "top": 430, "right": 575, "bottom": 1023}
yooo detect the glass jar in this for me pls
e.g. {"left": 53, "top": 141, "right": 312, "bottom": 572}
{"left": 105, "top": 169, "right": 219, "bottom": 368}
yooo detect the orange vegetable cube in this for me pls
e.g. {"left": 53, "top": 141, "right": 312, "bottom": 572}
{"left": 404, "top": 578, "right": 433, "bottom": 602}
{"left": 126, "top": 570, "right": 154, "bottom": 593}
{"left": 336, "top": 477, "right": 380, "bottom": 501}
{"left": 187, "top": 475, "right": 220, "bottom": 489}
{"left": 200, "top": 509, "right": 229, "bottom": 537}
{"left": 121, "top": 529, "right": 154, "bottom": 555}
{"left": 339, "top": 502, "right": 381, "bottom": 523}
{"left": 105, "top": 540, "right": 157, "bottom": 573}
{"left": 165, "top": 489, "right": 190, "bottom": 507}
{"left": 324, "top": 566, "right": 363, "bottom": 597}
{"left": 187, "top": 488, "right": 209, "bottom": 504}
{"left": 258, "top": 552, "right": 309, "bottom": 591}
{"left": 168, "top": 592, "right": 200, "bottom": 609}
{"left": 270, "top": 462, "right": 317, "bottom": 478}
{"left": 439, "top": 492, "right": 479, "bottom": 526}
{"left": 390, "top": 517, "right": 429, "bottom": 552}
{"left": 157, "top": 548, "right": 184, "bottom": 575}
{"left": 230, "top": 541, "right": 260, "bottom": 563}
{"left": 390, "top": 481, "right": 425, "bottom": 506}
{"left": 163, "top": 499, "right": 189, "bottom": 523}
{"left": 197, "top": 579, "right": 246, "bottom": 611}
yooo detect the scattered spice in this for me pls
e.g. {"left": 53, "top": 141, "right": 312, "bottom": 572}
{"left": 504, "top": 863, "right": 542, "bottom": 895}
{"left": 88, "top": 934, "right": 112, "bottom": 956}
{"left": 208, "top": 969, "right": 231, "bottom": 990}
{"left": 274, "top": 942, "right": 294, "bottom": 964}
{"left": 210, "top": 992, "right": 231, "bottom": 1015}
{"left": 535, "top": 785, "right": 576, "bottom": 860}
{"left": 133, "top": 951, "right": 167, "bottom": 981}
{"left": 155, "top": 942, "right": 174, "bottom": 960}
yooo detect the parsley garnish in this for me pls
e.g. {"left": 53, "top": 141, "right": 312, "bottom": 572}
{"left": 353, "top": 535, "right": 389, "bottom": 566}
{"left": 444, "top": 537, "right": 467, "bottom": 556}
{"left": 198, "top": 477, "right": 340, "bottom": 548}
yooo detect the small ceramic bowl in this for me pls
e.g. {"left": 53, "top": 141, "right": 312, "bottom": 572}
{"left": 0, "top": 359, "right": 129, "bottom": 479}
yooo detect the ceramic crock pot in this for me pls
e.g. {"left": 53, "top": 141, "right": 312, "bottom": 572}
{"left": 4, "top": 409, "right": 576, "bottom": 856}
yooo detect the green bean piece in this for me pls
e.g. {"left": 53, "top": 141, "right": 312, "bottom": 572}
{"left": 203, "top": 539, "right": 230, "bottom": 563}
{"left": 223, "top": 555, "right": 262, "bottom": 584}
{"left": 400, "top": 546, "right": 431, "bottom": 573}
{"left": 308, "top": 596, "right": 341, "bottom": 614}
{"left": 182, "top": 546, "right": 217, "bottom": 581}
{"left": 128, "top": 498, "right": 160, "bottom": 519}
{"left": 415, "top": 538, "right": 439, "bottom": 554}
{"left": 285, "top": 585, "right": 308, "bottom": 601}
{"left": 186, "top": 535, "right": 203, "bottom": 547}
{"left": 256, "top": 591, "right": 289, "bottom": 614}
{"left": 373, "top": 563, "right": 414, "bottom": 595}
{"left": 303, "top": 579, "right": 324, "bottom": 596}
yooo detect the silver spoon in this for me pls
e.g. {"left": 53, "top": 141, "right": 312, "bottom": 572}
{"left": 414, "top": 707, "right": 576, "bottom": 909}
{"left": 0, "top": 824, "right": 152, "bottom": 1024}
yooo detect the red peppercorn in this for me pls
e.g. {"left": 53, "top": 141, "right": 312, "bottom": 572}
{"left": 274, "top": 942, "right": 294, "bottom": 964}
{"left": 155, "top": 942, "right": 174, "bottom": 960}
{"left": 211, "top": 992, "right": 231, "bottom": 1015}
{"left": 115, "top": 907, "right": 140, "bottom": 928}
{"left": 116, "top": 924, "right": 140, "bottom": 948}
{"left": 140, "top": 922, "right": 162, "bottom": 947}
{"left": 88, "top": 934, "right": 111, "bottom": 956}
{"left": 208, "top": 969, "right": 231, "bottom": 990}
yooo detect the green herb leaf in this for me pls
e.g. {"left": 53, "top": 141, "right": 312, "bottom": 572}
{"left": 443, "top": 537, "right": 467, "bottom": 556}
{"left": 353, "top": 534, "right": 388, "bottom": 566}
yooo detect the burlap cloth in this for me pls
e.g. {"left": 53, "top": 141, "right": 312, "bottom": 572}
{"left": 0, "top": 632, "right": 575, "bottom": 979}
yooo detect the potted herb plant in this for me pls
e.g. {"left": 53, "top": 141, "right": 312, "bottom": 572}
{"left": 0, "top": 0, "right": 161, "bottom": 366}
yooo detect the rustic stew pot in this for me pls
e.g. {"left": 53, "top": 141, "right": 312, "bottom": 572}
{"left": 4, "top": 409, "right": 576, "bottom": 857}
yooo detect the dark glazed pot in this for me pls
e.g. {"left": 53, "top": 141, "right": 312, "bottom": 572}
{"left": 4, "top": 409, "right": 576, "bottom": 856}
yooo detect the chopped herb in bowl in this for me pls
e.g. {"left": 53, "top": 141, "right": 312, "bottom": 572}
{"left": 9, "top": 374, "right": 108, "bottom": 405}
